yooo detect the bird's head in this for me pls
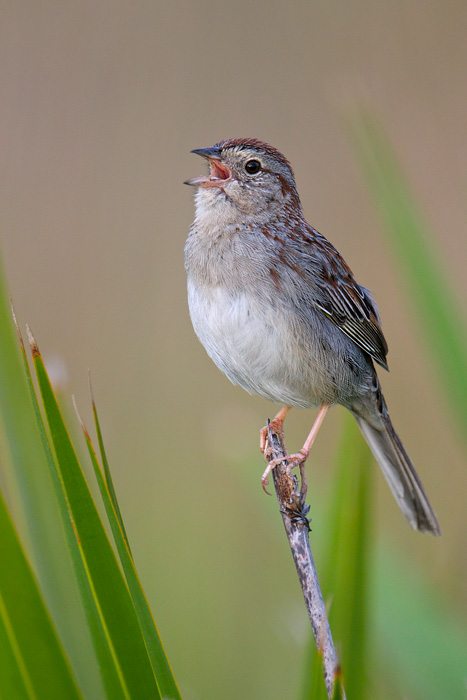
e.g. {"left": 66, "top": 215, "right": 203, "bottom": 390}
{"left": 185, "top": 138, "right": 301, "bottom": 221}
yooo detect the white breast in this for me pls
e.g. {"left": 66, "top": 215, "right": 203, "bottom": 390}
{"left": 187, "top": 279, "right": 317, "bottom": 407}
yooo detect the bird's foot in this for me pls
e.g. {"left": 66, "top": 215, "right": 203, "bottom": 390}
{"left": 260, "top": 419, "right": 284, "bottom": 457}
{"left": 261, "top": 447, "right": 309, "bottom": 494}
{"left": 259, "top": 406, "right": 290, "bottom": 455}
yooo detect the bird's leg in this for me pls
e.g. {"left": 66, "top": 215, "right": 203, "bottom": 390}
{"left": 295, "top": 403, "right": 329, "bottom": 463}
{"left": 259, "top": 405, "right": 291, "bottom": 454}
{"left": 261, "top": 404, "right": 329, "bottom": 493}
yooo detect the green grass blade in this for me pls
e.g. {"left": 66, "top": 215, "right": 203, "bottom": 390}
{"left": 0, "top": 600, "right": 32, "bottom": 700}
{"left": 0, "top": 271, "right": 71, "bottom": 609}
{"left": 0, "top": 292, "right": 104, "bottom": 695}
{"left": 345, "top": 110, "right": 467, "bottom": 696}
{"left": 331, "top": 672, "right": 345, "bottom": 700}
{"left": 77, "top": 397, "right": 183, "bottom": 700}
{"left": 90, "top": 382, "right": 132, "bottom": 556}
{"left": 304, "top": 415, "right": 373, "bottom": 700}
{"left": 374, "top": 549, "right": 467, "bottom": 700}
{"left": 320, "top": 416, "right": 373, "bottom": 699}
{"left": 303, "top": 637, "right": 328, "bottom": 700}
{"left": 14, "top": 323, "right": 123, "bottom": 700}
{"left": 28, "top": 330, "right": 162, "bottom": 700}
{"left": 0, "top": 487, "right": 83, "bottom": 700}
{"left": 347, "top": 110, "right": 467, "bottom": 441}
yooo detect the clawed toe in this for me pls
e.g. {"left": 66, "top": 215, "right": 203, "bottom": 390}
{"left": 259, "top": 425, "right": 269, "bottom": 454}
{"left": 271, "top": 448, "right": 309, "bottom": 471}
{"left": 259, "top": 406, "right": 291, "bottom": 454}
{"left": 259, "top": 420, "right": 285, "bottom": 454}
{"left": 261, "top": 448, "right": 310, "bottom": 493}
{"left": 260, "top": 404, "right": 328, "bottom": 495}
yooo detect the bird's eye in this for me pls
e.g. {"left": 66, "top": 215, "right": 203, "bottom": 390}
{"left": 244, "top": 159, "right": 261, "bottom": 175}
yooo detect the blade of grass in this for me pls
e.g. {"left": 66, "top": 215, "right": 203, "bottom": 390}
{"left": 28, "top": 328, "right": 162, "bottom": 700}
{"left": 89, "top": 379, "right": 131, "bottom": 556}
{"left": 0, "top": 486, "right": 84, "bottom": 699}
{"left": 374, "top": 548, "right": 467, "bottom": 700}
{"left": 302, "top": 638, "right": 328, "bottom": 700}
{"left": 13, "top": 319, "right": 123, "bottom": 700}
{"left": 304, "top": 414, "right": 373, "bottom": 700}
{"left": 0, "top": 271, "right": 76, "bottom": 622}
{"left": 331, "top": 671, "right": 345, "bottom": 700}
{"left": 0, "top": 606, "right": 34, "bottom": 700}
{"left": 346, "top": 109, "right": 467, "bottom": 696}
{"left": 75, "top": 396, "right": 183, "bottom": 700}
{"left": 0, "top": 599, "right": 32, "bottom": 700}
{"left": 347, "top": 109, "right": 467, "bottom": 443}
{"left": 321, "top": 416, "right": 373, "bottom": 699}
{"left": 0, "top": 287, "right": 103, "bottom": 696}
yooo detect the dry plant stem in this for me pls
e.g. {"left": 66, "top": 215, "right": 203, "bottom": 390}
{"left": 266, "top": 423, "right": 345, "bottom": 700}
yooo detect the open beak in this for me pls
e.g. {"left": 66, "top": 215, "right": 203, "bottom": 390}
{"left": 184, "top": 147, "right": 232, "bottom": 188}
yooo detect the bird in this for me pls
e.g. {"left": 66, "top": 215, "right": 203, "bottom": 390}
{"left": 184, "top": 137, "right": 440, "bottom": 535}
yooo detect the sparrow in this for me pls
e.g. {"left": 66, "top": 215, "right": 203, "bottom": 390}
{"left": 184, "top": 137, "right": 440, "bottom": 535}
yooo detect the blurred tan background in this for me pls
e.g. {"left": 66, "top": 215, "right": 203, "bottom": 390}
{"left": 1, "top": 2, "right": 466, "bottom": 698}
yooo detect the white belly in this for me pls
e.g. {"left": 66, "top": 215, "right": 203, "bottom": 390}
{"left": 187, "top": 279, "right": 319, "bottom": 408}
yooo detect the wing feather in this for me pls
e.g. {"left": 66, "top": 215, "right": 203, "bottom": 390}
{"left": 302, "top": 226, "right": 389, "bottom": 370}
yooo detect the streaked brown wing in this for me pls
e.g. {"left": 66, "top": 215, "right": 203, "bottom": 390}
{"left": 307, "top": 227, "right": 389, "bottom": 370}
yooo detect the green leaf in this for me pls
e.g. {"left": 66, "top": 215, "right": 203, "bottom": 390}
{"left": 0, "top": 268, "right": 69, "bottom": 609}
{"left": 320, "top": 416, "right": 373, "bottom": 699}
{"left": 0, "top": 282, "right": 103, "bottom": 697}
{"left": 90, "top": 383, "right": 132, "bottom": 556}
{"left": 28, "top": 330, "right": 162, "bottom": 700}
{"left": 76, "top": 394, "right": 182, "bottom": 700}
{"left": 0, "top": 606, "right": 32, "bottom": 700}
{"left": 16, "top": 325, "right": 124, "bottom": 700}
{"left": 303, "top": 414, "right": 373, "bottom": 700}
{"left": 302, "top": 638, "right": 328, "bottom": 700}
{"left": 331, "top": 672, "right": 345, "bottom": 700}
{"left": 0, "top": 487, "right": 83, "bottom": 699}
{"left": 347, "top": 109, "right": 467, "bottom": 443}
{"left": 374, "top": 549, "right": 467, "bottom": 700}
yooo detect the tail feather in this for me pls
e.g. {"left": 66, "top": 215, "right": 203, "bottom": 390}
{"left": 352, "top": 412, "right": 441, "bottom": 536}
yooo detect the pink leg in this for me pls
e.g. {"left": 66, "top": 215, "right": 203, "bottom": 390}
{"left": 261, "top": 404, "right": 329, "bottom": 492}
{"left": 300, "top": 404, "right": 329, "bottom": 457}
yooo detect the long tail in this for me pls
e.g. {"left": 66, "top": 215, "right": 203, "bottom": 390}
{"left": 351, "top": 385, "right": 441, "bottom": 535}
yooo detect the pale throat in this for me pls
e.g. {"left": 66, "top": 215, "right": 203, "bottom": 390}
{"left": 194, "top": 186, "right": 287, "bottom": 234}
